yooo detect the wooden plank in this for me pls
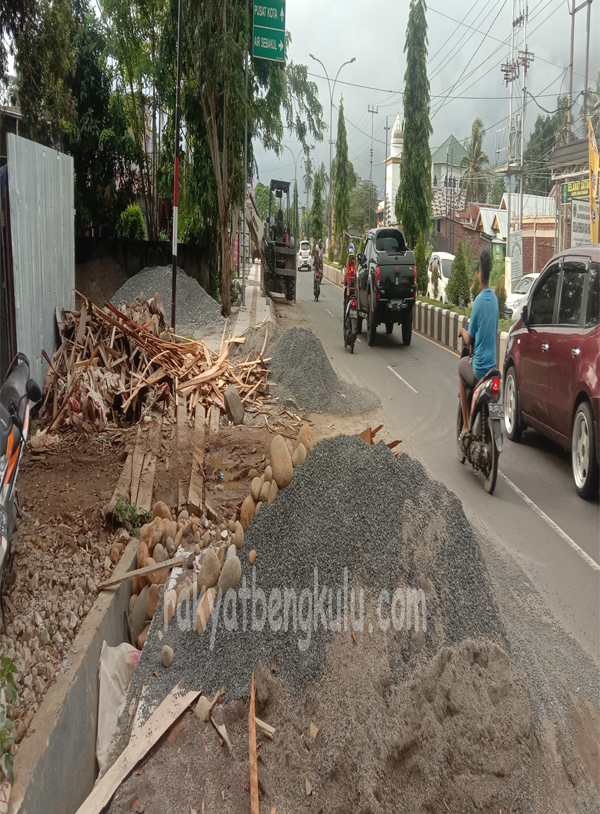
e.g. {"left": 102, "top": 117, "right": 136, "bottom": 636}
{"left": 187, "top": 403, "right": 205, "bottom": 517}
{"left": 75, "top": 687, "right": 200, "bottom": 814}
{"left": 103, "top": 452, "right": 133, "bottom": 518}
{"left": 177, "top": 394, "right": 190, "bottom": 510}
{"left": 129, "top": 424, "right": 146, "bottom": 508}
{"left": 249, "top": 672, "right": 259, "bottom": 813}
{"left": 136, "top": 412, "right": 163, "bottom": 514}
{"left": 98, "top": 553, "right": 189, "bottom": 590}
{"left": 209, "top": 405, "right": 220, "bottom": 436}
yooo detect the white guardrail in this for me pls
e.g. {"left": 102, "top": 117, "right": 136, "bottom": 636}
{"left": 323, "top": 263, "right": 509, "bottom": 370}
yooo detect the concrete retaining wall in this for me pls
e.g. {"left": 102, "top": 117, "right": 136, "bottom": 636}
{"left": 413, "top": 299, "right": 509, "bottom": 370}
{"left": 10, "top": 540, "right": 138, "bottom": 814}
{"left": 323, "top": 262, "right": 343, "bottom": 287}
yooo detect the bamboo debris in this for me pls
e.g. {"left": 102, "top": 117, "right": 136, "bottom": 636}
{"left": 40, "top": 291, "right": 273, "bottom": 433}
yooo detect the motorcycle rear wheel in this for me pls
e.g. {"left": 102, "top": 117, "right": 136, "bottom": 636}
{"left": 482, "top": 412, "right": 498, "bottom": 494}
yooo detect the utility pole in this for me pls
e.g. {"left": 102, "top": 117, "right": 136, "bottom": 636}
{"left": 170, "top": 0, "right": 183, "bottom": 330}
{"left": 384, "top": 116, "right": 391, "bottom": 225}
{"left": 368, "top": 104, "right": 378, "bottom": 229}
{"left": 518, "top": 7, "right": 534, "bottom": 229}
{"left": 567, "top": 0, "right": 593, "bottom": 142}
{"left": 582, "top": 0, "right": 593, "bottom": 135}
{"left": 501, "top": 0, "right": 519, "bottom": 267}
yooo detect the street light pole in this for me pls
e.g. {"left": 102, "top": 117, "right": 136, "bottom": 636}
{"left": 309, "top": 54, "right": 356, "bottom": 249}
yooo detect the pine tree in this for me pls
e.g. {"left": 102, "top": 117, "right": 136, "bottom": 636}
{"left": 414, "top": 233, "right": 428, "bottom": 295}
{"left": 396, "top": 0, "right": 432, "bottom": 248}
{"left": 311, "top": 169, "right": 324, "bottom": 241}
{"left": 446, "top": 241, "right": 471, "bottom": 306}
{"left": 333, "top": 96, "right": 350, "bottom": 241}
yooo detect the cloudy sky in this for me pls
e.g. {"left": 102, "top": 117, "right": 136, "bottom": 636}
{"left": 253, "top": 0, "right": 599, "bottom": 202}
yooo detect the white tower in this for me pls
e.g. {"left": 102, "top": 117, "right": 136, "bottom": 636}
{"left": 385, "top": 112, "right": 403, "bottom": 225}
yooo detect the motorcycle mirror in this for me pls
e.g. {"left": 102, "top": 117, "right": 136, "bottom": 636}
{"left": 26, "top": 378, "right": 41, "bottom": 403}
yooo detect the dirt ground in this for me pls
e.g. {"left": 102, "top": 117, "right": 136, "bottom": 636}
{"left": 0, "top": 429, "right": 132, "bottom": 744}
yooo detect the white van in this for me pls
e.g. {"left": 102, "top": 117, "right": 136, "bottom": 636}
{"left": 428, "top": 251, "right": 455, "bottom": 303}
{"left": 299, "top": 240, "right": 311, "bottom": 272}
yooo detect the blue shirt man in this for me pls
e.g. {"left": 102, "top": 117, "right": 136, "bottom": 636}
{"left": 469, "top": 287, "right": 499, "bottom": 378}
{"left": 458, "top": 249, "right": 498, "bottom": 436}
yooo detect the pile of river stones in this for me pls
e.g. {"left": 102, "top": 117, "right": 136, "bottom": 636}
{"left": 129, "top": 422, "right": 315, "bottom": 668}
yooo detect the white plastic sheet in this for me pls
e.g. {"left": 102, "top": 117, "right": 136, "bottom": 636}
{"left": 96, "top": 642, "right": 139, "bottom": 776}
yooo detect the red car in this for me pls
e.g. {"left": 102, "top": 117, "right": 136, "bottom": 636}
{"left": 503, "top": 245, "right": 600, "bottom": 499}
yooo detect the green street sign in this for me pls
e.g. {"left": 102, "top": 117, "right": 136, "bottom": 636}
{"left": 253, "top": 0, "right": 285, "bottom": 31}
{"left": 253, "top": 0, "right": 286, "bottom": 62}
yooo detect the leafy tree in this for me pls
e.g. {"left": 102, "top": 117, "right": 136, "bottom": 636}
{"left": 254, "top": 182, "right": 273, "bottom": 221}
{"left": 311, "top": 169, "right": 324, "bottom": 241}
{"left": 339, "top": 236, "right": 348, "bottom": 268}
{"left": 349, "top": 179, "right": 379, "bottom": 233}
{"left": 495, "top": 278, "right": 507, "bottom": 318}
{"left": 461, "top": 118, "right": 488, "bottom": 203}
{"left": 396, "top": 0, "right": 432, "bottom": 247}
{"left": 66, "top": 1, "right": 139, "bottom": 234}
{"left": 13, "top": 0, "right": 74, "bottom": 146}
{"left": 471, "top": 267, "right": 480, "bottom": 300}
{"left": 446, "top": 240, "right": 471, "bottom": 305}
{"left": 488, "top": 173, "right": 505, "bottom": 205}
{"left": 414, "top": 233, "right": 428, "bottom": 295}
{"left": 431, "top": 262, "right": 439, "bottom": 299}
{"left": 117, "top": 204, "right": 145, "bottom": 239}
{"left": 524, "top": 114, "right": 557, "bottom": 195}
{"left": 333, "top": 96, "right": 350, "bottom": 241}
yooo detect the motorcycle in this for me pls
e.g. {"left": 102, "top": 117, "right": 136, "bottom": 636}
{"left": 343, "top": 286, "right": 358, "bottom": 353}
{"left": 0, "top": 354, "right": 41, "bottom": 619}
{"left": 314, "top": 266, "right": 322, "bottom": 301}
{"left": 456, "top": 342, "right": 503, "bottom": 494}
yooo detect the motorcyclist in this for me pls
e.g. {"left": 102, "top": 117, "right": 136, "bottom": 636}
{"left": 313, "top": 241, "right": 322, "bottom": 277}
{"left": 343, "top": 243, "right": 357, "bottom": 315}
{"left": 458, "top": 249, "right": 498, "bottom": 440}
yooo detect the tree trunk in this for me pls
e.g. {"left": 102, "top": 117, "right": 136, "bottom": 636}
{"left": 221, "top": 214, "right": 232, "bottom": 315}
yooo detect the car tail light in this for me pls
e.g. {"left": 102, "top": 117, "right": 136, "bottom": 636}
{"left": 491, "top": 377, "right": 500, "bottom": 398}
{"left": 414, "top": 264, "right": 417, "bottom": 284}
{"left": 376, "top": 265, "right": 380, "bottom": 286}
{"left": 351, "top": 299, "right": 356, "bottom": 308}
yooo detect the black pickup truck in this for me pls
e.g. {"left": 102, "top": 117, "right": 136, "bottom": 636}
{"left": 356, "top": 227, "right": 417, "bottom": 346}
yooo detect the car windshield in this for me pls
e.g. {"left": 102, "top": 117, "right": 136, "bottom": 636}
{"left": 375, "top": 230, "right": 406, "bottom": 255}
{"left": 441, "top": 259, "right": 453, "bottom": 278}
{"left": 515, "top": 276, "right": 533, "bottom": 294}
{"left": 300, "top": 242, "right": 309, "bottom": 252}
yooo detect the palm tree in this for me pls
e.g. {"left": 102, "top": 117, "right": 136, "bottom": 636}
{"left": 461, "top": 118, "right": 489, "bottom": 203}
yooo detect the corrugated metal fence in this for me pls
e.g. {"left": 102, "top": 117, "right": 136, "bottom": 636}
{"left": 6, "top": 133, "right": 74, "bottom": 387}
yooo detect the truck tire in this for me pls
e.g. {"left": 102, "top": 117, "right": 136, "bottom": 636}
{"left": 367, "top": 294, "right": 377, "bottom": 346}
{"left": 357, "top": 316, "right": 363, "bottom": 334}
{"left": 385, "top": 321, "right": 393, "bottom": 335}
{"left": 402, "top": 310, "right": 413, "bottom": 346}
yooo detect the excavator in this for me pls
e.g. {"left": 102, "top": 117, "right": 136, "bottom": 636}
{"left": 246, "top": 180, "right": 296, "bottom": 302}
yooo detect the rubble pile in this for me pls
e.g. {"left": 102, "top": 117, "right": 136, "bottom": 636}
{"left": 38, "top": 293, "right": 274, "bottom": 434}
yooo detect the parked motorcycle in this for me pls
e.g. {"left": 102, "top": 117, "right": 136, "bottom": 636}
{"left": 343, "top": 288, "right": 358, "bottom": 353}
{"left": 456, "top": 343, "right": 503, "bottom": 494}
{"left": 314, "top": 268, "right": 322, "bottom": 301}
{"left": 0, "top": 354, "right": 41, "bottom": 618}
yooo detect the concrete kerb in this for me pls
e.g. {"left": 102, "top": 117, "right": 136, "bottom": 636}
{"left": 323, "top": 262, "right": 344, "bottom": 288}
{"left": 414, "top": 299, "right": 509, "bottom": 370}
{"left": 9, "top": 538, "right": 138, "bottom": 814}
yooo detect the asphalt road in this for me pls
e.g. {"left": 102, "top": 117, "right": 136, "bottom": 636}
{"left": 293, "top": 269, "right": 600, "bottom": 663}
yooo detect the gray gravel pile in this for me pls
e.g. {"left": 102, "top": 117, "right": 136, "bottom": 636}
{"left": 111, "top": 266, "right": 224, "bottom": 339}
{"left": 130, "top": 435, "right": 505, "bottom": 707}
{"left": 268, "top": 327, "right": 379, "bottom": 414}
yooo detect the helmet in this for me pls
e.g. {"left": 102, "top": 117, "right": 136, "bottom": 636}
{"left": 349, "top": 243, "right": 354, "bottom": 251}
{"left": 348, "top": 243, "right": 355, "bottom": 257}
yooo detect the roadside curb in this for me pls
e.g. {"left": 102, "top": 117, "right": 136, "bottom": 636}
{"left": 413, "top": 300, "right": 509, "bottom": 370}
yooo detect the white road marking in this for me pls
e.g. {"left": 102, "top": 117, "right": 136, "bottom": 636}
{"left": 499, "top": 471, "right": 600, "bottom": 572}
{"left": 326, "top": 308, "right": 335, "bottom": 317}
{"left": 387, "top": 365, "right": 418, "bottom": 394}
